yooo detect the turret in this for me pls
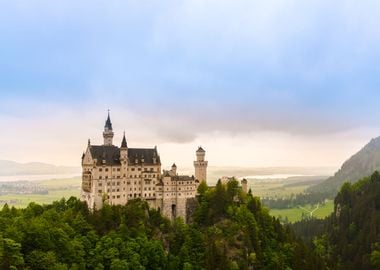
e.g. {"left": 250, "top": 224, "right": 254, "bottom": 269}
{"left": 103, "top": 111, "right": 114, "bottom": 146}
{"left": 171, "top": 163, "right": 177, "bottom": 175}
{"left": 241, "top": 178, "right": 248, "bottom": 193}
{"left": 196, "top": 146, "right": 205, "bottom": 161}
{"left": 194, "top": 146, "right": 208, "bottom": 184}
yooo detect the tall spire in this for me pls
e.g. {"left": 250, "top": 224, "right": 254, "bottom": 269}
{"left": 121, "top": 131, "right": 127, "bottom": 148}
{"left": 103, "top": 110, "right": 114, "bottom": 146}
{"left": 105, "top": 109, "right": 113, "bottom": 131}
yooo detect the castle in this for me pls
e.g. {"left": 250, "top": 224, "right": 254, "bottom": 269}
{"left": 80, "top": 113, "right": 208, "bottom": 220}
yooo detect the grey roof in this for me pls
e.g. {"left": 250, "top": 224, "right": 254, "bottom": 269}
{"left": 121, "top": 133, "right": 127, "bottom": 148}
{"left": 89, "top": 145, "right": 160, "bottom": 166}
{"left": 90, "top": 145, "right": 121, "bottom": 166}
{"left": 128, "top": 148, "right": 160, "bottom": 165}
{"left": 104, "top": 113, "right": 112, "bottom": 130}
{"left": 197, "top": 146, "right": 205, "bottom": 152}
{"left": 172, "top": 175, "right": 194, "bottom": 182}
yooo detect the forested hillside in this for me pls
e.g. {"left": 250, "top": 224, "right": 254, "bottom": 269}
{"left": 0, "top": 180, "right": 322, "bottom": 270}
{"left": 293, "top": 171, "right": 380, "bottom": 270}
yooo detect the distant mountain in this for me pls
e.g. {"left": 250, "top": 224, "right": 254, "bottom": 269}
{"left": 309, "top": 136, "right": 380, "bottom": 195}
{"left": 0, "top": 160, "right": 80, "bottom": 176}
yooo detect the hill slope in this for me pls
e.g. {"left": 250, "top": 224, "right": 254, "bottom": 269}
{"left": 309, "top": 136, "right": 380, "bottom": 195}
{"left": 293, "top": 171, "right": 380, "bottom": 269}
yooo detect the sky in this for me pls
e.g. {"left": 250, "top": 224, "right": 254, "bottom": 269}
{"left": 1, "top": 0, "right": 380, "bottom": 171}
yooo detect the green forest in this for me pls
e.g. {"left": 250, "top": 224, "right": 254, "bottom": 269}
{"left": 292, "top": 171, "right": 380, "bottom": 270}
{"left": 2, "top": 175, "right": 380, "bottom": 269}
{"left": 0, "top": 180, "right": 321, "bottom": 270}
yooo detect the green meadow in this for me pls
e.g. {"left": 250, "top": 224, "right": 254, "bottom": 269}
{"left": 0, "top": 177, "right": 80, "bottom": 208}
{"left": 270, "top": 200, "right": 334, "bottom": 223}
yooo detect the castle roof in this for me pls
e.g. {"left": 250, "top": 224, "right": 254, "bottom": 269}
{"left": 89, "top": 145, "right": 160, "bottom": 166}
{"left": 104, "top": 112, "right": 112, "bottom": 130}
{"left": 197, "top": 146, "right": 205, "bottom": 153}
{"left": 121, "top": 133, "right": 127, "bottom": 148}
{"left": 172, "top": 175, "right": 194, "bottom": 182}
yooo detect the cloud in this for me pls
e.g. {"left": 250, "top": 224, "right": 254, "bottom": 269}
{"left": 1, "top": 1, "right": 380, "bottom": 165}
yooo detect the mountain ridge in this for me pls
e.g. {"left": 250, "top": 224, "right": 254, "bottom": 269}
{"left": 0, "top": 159, "right": 80, "bottom": 176}
{"left": 309, "top": 136, "right": 380, "bottom": 195}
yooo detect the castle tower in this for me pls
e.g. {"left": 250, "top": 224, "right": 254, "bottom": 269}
{"left": 103, "top": 111, "right": 114, "bottom": 146}
{"left": 171, "top": 163, "right": 177, "bottom": 176}
{"left": 194, "top": 146, "right": 208, "bottom": 184}
{"left": 241, "top": 178, "right": 248, "bottom": 193}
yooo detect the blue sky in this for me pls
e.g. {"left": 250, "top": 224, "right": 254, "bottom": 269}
{"left": 1, "top": 1, "right": 380, "bottom": 168}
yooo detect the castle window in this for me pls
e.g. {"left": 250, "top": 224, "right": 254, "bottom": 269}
{"left": 99, "top": 168, "right": 103, "bottom": 172}
{"left": 138, "top": 168, "right": 141, "bottom": 171}
{"left": 148, "top": 187, "right": 151, "bottom": 190}
{"left": 153, "top": 193, "right": 155, "bottom": 196}
{"left": 127, "top": 181, "right": 130, "bottom": 185}
{"left": 131, "top": 168, "right": 135, "bottom": 171}
{"left": 117, "top": 195, "right": 120, "bottom": 198}
{"left": 117, "top": 182, "right": 120, "bottom": 185}
{"left": 117, "top": 189, "right": 119, "bottom": 192}
{"left": 99, "top": 176, "right": 102, "bottom": 179}
{"left": 150, "top": 168, "right": 153, "bottom": 171}
{"left": 112, "top": 195, "right": 115, "bottom": 199}
{"left": 99, "top": 183, "right": 102, "bottom": 186}
{"left": 117, "top": 168, "right": 120, "bottom": 171}
{"left": 105, "top": 168, "right": 109, "bottom": 172}
{"left": 105, "top": 176, "right": 108, "bottom": 179}
{"left": 144, "top": 187, "right": 147, "bottom": 191}
{"left": 98, "top": 190, "right": 102, "bottom": 193}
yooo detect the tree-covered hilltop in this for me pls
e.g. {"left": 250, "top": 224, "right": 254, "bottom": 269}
{"left": 0, "top": 179, "right": 322, "bottom": 270}
{"left": 293, "top": 171, "right": 380, "bottom": 270}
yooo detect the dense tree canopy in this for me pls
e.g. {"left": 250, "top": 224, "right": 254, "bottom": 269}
{"left": 292, "top": 171, "right": 380, "bottom": 270}
{"left": 0, "top": 180, "right": 321, "bottom": 269}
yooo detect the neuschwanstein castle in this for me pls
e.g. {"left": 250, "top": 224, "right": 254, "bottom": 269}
{"left": 80, "top": 113, "right": 208, "bottom": 220}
